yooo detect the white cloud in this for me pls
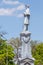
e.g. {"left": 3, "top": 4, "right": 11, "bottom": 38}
{"left": 0, "top": 4, "right": 25, "bottom": 16}
{"left": 0, "top": 0, "right": 25, "bottom": 18}
{"left": 3, "top": 0, "right": 20, "bottom": 5}
{"left": 17, "top": 13, "right": 23, "bottom": 18}
{"left": 0, "top": 8, "right": 15, "bottom": 16}
{"left": 17, "top": 4, "right": 25, "bottom": 10}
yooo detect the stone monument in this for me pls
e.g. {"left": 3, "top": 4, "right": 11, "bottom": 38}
{"left": 18, "top": 5, "right": 35, "bottom": 65}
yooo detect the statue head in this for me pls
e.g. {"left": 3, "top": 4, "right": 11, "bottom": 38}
{"left": 24, "top": 5, "right": 30, "bottom": 15}
{"left": 25, "top": 5, "right": 30, "bottom": 9}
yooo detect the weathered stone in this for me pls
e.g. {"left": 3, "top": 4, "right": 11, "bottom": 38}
{"left": 18, "top": 5, "right": 35, "bottom": 65}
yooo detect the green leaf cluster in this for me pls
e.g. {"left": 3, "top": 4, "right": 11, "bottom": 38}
{"left": 32, "top": 43, "right": 43, "bottom": 65}
{"left": 0, "top": 38, "right": 15, "bottom": 65}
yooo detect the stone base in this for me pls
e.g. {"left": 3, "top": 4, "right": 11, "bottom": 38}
{"left": 18, "top": 58, "right": 34, "bottom": 65}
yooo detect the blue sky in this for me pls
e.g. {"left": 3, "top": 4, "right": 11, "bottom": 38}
{"left": 0, "top": 0, "right": 43, "bottom": 41}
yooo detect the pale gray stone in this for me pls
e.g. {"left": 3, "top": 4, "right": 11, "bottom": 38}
{"left": 17, "top": 5, "right": 35, "bottom": 65}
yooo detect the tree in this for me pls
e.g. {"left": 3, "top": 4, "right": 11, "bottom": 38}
{"left": 8, "top": 37, "right": 21, "bottom": 64}
{"left": 32, "top": 43, "right": 43, "bottom": 65}
{"left": 0, "top": 38, "right": 15, "bottom": 65}
{"left": 9, "top": 38, "right": 21, "bottom": 54}
{"left": 0, "top": 27, "right": 7, "bottom": 41}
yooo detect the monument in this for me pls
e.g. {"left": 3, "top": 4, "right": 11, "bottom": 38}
{"left": 18, "top": 5, "right": 35, "bottom": 65}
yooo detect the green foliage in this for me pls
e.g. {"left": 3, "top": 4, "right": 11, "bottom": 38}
{"left": 0, "top": 38, "right": 15, "bottom": 65}
{"left": 32, "top": 43, "right": 43, "bottom": 65}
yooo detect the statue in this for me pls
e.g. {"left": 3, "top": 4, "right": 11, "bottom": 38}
{"left": 18, "top": 5, "right": 35, "bottom": 65}
{"left": 24, "top": 5, "right": 30, "bottom": 25}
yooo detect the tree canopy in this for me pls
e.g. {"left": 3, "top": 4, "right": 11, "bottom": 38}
{"left": 32, "top": 43, "right": 43, "bottom": 65}
{"left": 0, "top": 38, "right": 15, "bottom": 65}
